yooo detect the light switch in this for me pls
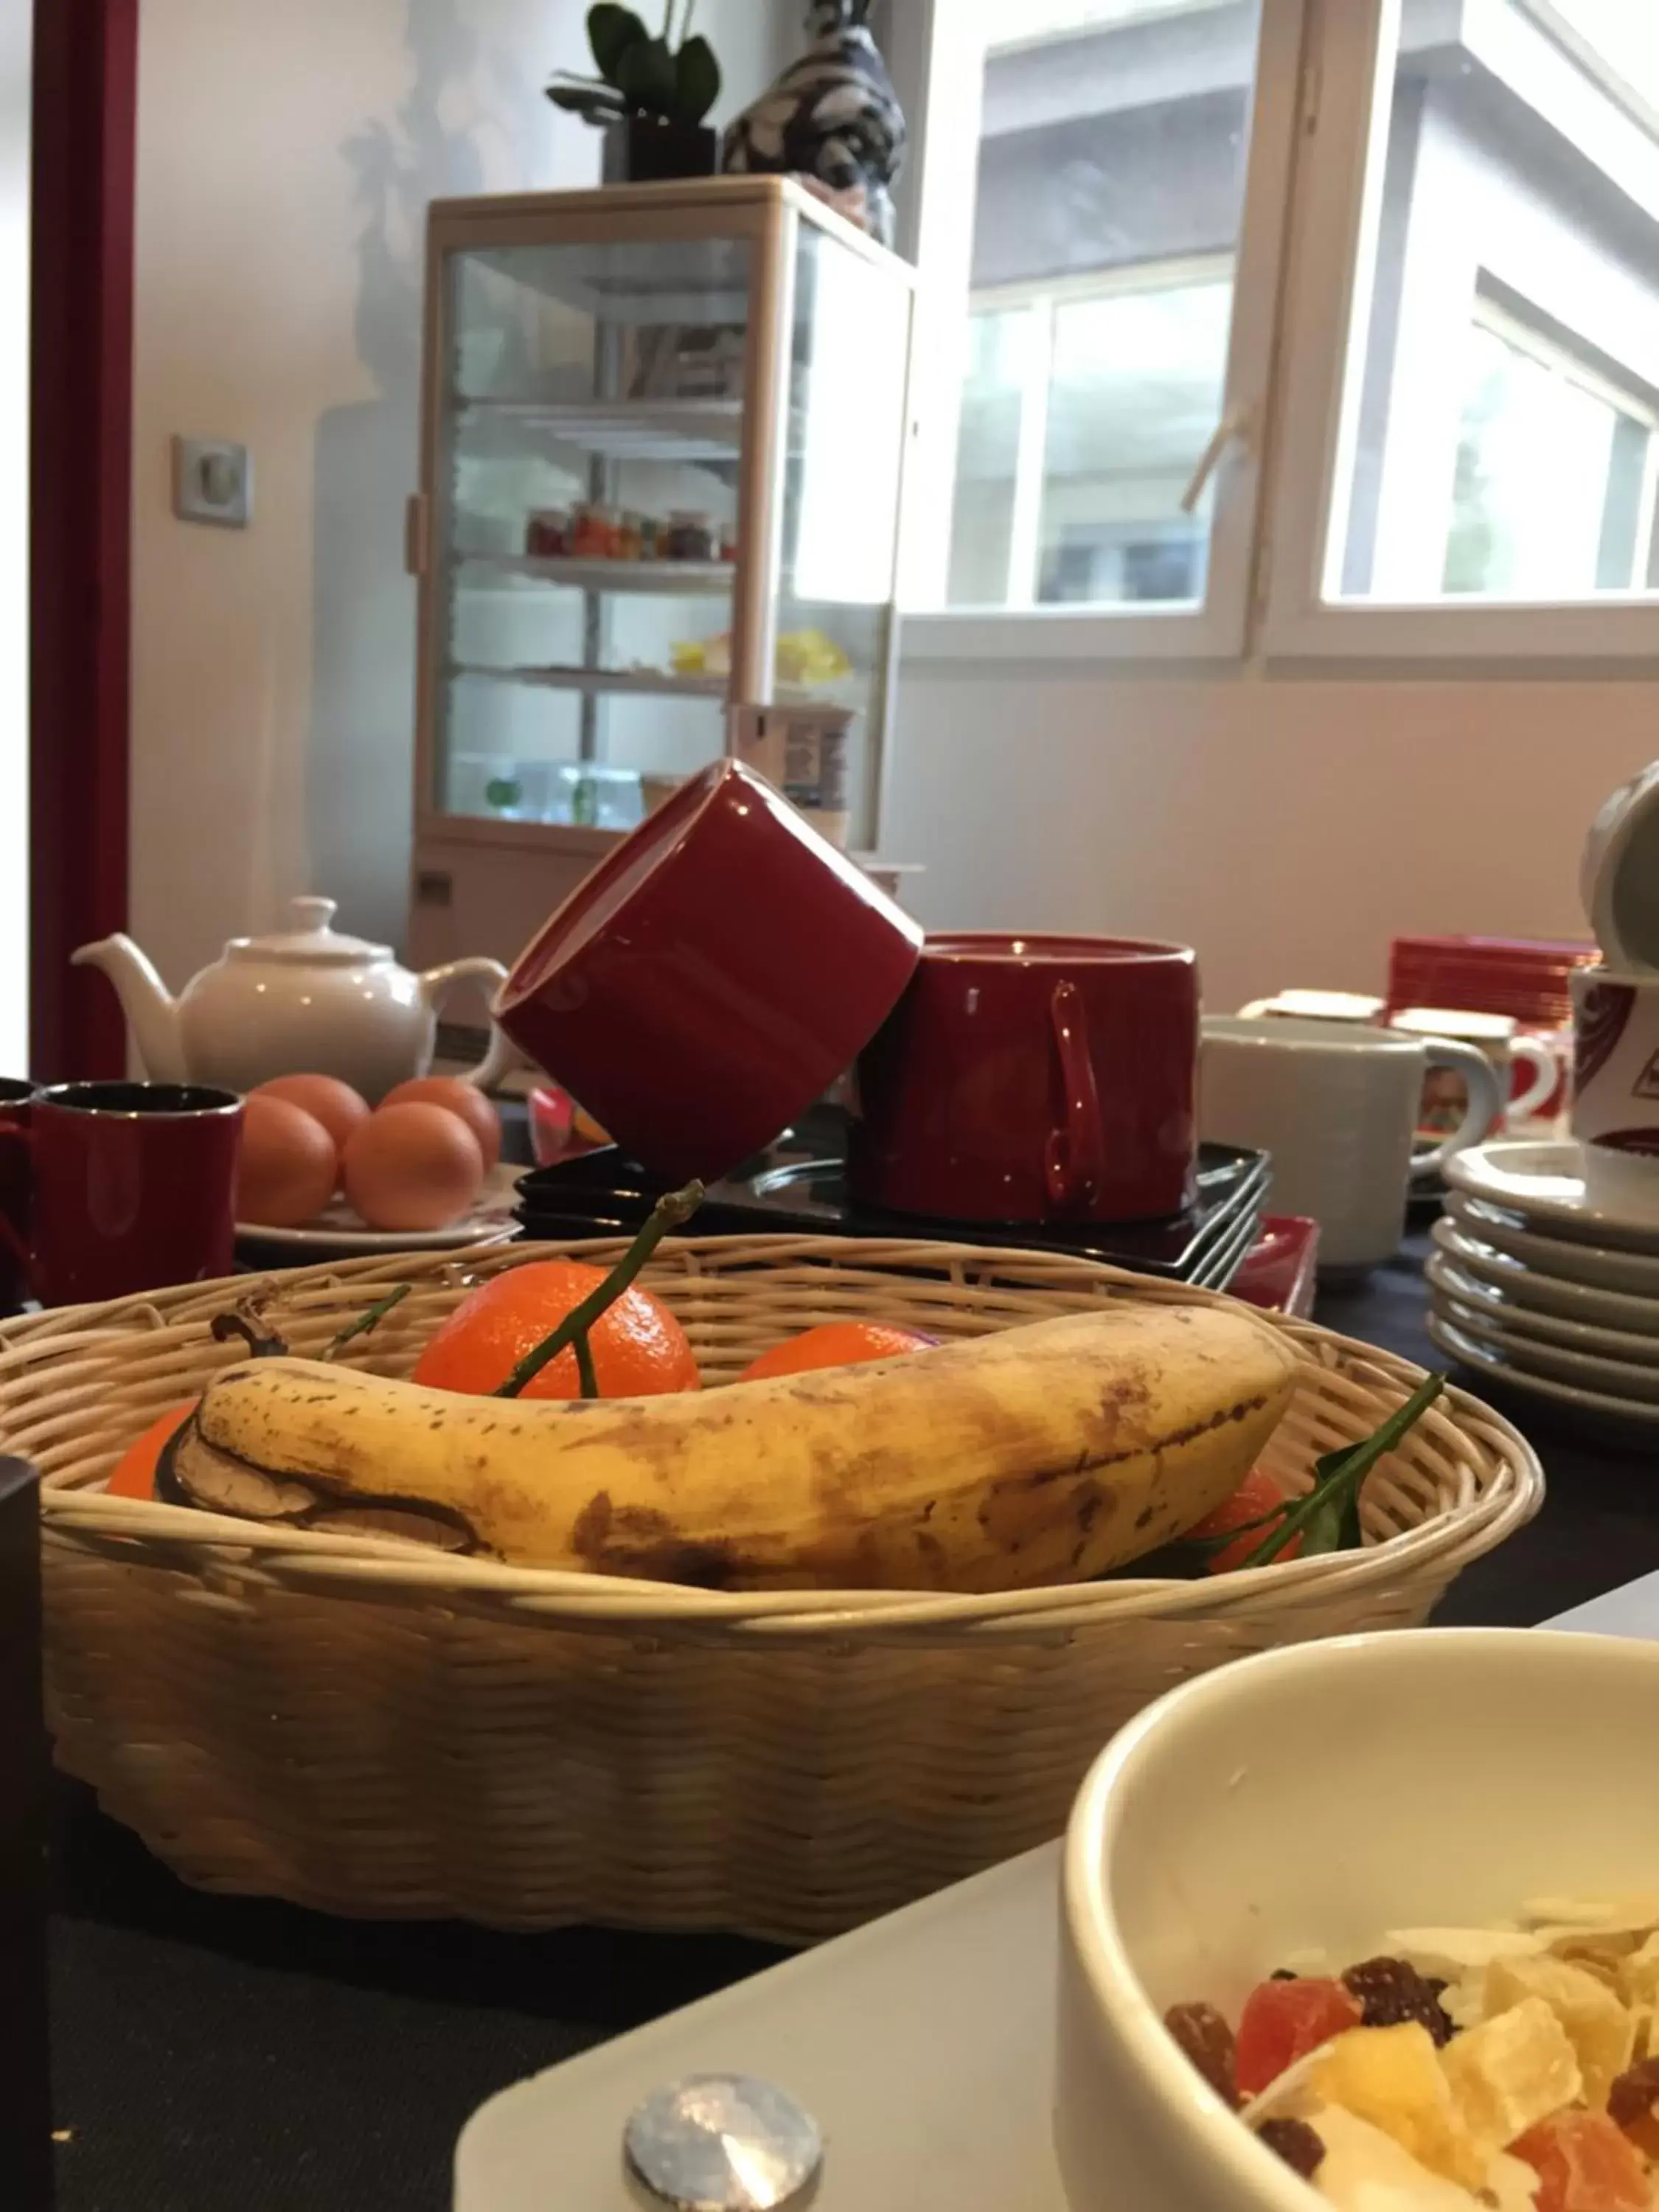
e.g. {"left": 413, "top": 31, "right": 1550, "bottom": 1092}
{"left": 173, "top": 437, "right": 252, "bottom": 527}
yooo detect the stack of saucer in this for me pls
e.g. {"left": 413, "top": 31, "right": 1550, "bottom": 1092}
{"left": 1427, "top": 1138, "right": 1659, "bottom": 1429}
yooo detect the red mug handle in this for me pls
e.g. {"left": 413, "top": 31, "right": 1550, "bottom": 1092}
{"left": 1044, "top": 980, "right": 1105, "bottom": 1216}
{"left": 0, "top": 1124, "right": 32, "bottom": 1284}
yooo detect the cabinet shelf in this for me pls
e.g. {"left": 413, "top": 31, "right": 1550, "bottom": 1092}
{"left": 451, "top": 662, "right": 726, "bottom": 700}
{"left": 454, "top": 397, "right": 743, "bottom": 464}
{"left": 454, "top": 552, "right": 735, "bottom": 597}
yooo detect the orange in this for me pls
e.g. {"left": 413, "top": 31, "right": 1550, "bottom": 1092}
{"left": 739, "top": 1320, "right": 935, "bottom": 1384}
{"left": 107, "top": 1400, "right": 196, "bottom": 1500}
{"left": 1183, "top": 1465, "right": 1304, "bottom": 1573}
{"left": 410, "top": 1259, "right": 698, "bottom": 1400}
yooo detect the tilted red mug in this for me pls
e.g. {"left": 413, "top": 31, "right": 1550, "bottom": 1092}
{"left": 0, "top": 1082, "right": 243, "bottom": 1307}
{"left": 493, "top": 758, "right": 923, "bottom": 1182}
{"left": 849, "top": 933, "right": 1200, "bottom": 1223}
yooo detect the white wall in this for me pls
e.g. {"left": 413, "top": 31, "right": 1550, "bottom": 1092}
{"left": 131, "top": 0, "right": 791, "bottom": 992}
{"left": 881, "top": 672, "right": 1652, "bottom": 1010}
{"left": 0, "top": 2, "right": 29, "bottom": 1072}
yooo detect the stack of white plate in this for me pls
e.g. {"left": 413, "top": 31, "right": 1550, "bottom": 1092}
{"left": 1429, "top": 1138, "right": 1659, "bottom": 1430}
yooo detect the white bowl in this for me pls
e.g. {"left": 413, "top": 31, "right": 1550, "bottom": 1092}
{"left": 1056, "top": 1629, "right": 1659, "bottom": 2212}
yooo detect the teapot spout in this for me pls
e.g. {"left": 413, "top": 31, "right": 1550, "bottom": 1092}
{"left": 71, "top": 935, "right": 188, "bottom": 1082}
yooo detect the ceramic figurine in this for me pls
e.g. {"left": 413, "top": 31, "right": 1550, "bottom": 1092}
{"left": 722, "top": 0, "right": 906, "bottom": 248}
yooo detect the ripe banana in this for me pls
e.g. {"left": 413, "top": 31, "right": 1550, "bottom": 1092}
{"left": 160, "top": 1304, "right": 1300, "bottom": 1593}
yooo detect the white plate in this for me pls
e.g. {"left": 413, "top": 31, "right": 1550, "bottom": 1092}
{"left": 1429, "top": 1285, "right": 1659, "bottom": 1404}
{"left": 1444, "top": 1138, "right": 1659, "bottom": 1251}
{"left": 1433, "top": 1216, "right": 1659, "bottom": 1329}
{"left": 237, "top": 1163, "right": 523, "bottom": 1258}
{"left": 1426, "top": 1248, "right": 1659, "bottom": 1364}
{"left": 1427, "top": 1308, "right": 1659, "bottom": 1427}
{"left": 1444, "top": 1193, "right": 1659, "bottom": 1296}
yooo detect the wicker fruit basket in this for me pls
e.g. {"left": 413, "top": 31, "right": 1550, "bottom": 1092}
{"left": 0, "top": 1237, "right": 1540, "bottom": 1944}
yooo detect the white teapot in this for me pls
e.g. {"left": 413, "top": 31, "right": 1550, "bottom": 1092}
{"left": 73, "top": 897, "right": 516, "bottom": 1099}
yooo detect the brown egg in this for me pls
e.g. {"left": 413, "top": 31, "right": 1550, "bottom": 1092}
{"left": 236, "top": 1095, "right": 339, "bottom": 1227}
{"left": 378, "top": 1077, "right": 501, "bottom": 1170}
{"left": 343, "top": 1102, "right": 484, "bottom": 1232}
{"left": 254, "top": 1074, "right": 370, "bottom": 1156}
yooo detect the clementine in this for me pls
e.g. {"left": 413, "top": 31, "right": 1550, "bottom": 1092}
{"left": 410, "top": 1260, "right": 698, "bottom": 1400}
{"left": 107, "top": 1400, "right": 196, "bottom": 1500}
{"left": 738, "top": 1320, "right": 935, "bottom": 1384}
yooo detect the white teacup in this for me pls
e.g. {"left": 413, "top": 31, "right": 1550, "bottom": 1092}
{"left": 1200, "top": 1017, "right": 1504, "bottom": 1272}
{"left": 1571, "top": 967, "right": 1659, "bottom": 1214}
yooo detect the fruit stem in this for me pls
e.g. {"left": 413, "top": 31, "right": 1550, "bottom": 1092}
{"left": 574, "top": 1329, "right": 599, "bottom": 1399}
{"left": 326, "top": 1281, "right": 412, "bottom": 1359}
{"left": 493, "top": 1180, "right": 706, "bottom": 1399}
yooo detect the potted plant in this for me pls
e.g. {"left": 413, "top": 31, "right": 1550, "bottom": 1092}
{"left": 547, "top": 4, "right": 723, "bottom": 184}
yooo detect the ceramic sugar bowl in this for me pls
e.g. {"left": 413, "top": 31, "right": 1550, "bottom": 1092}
{"left": 74, "top": 897, "right": 516, "bottom": 1100}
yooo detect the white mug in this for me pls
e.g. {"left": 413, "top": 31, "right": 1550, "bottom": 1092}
{"left": 1388, "top": 1005, "right": 1563, "bottom": 1133}
{"left": 1200, "top": 1017, "right": 1505, "bottom": 1272}
{"left": 1571, "top": 967, "right": 1659, "bottom": 1216}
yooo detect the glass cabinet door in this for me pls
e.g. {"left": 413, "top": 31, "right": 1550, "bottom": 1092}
{"left": 776, "top": 223, "right": 911, "bottom": 849}
{"left": 434, "top": 231, "right": 751, "bottom": 830}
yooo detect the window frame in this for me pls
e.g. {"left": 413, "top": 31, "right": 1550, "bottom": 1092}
{"left": 1259, "top": 0, "right": 1659, "bottom": 662}
{"left": 892, "top": 0, "right": 1312, "bottom": 665}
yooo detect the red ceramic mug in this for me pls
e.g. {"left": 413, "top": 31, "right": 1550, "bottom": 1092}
{"left": 494, "top": 758, "right": 923, "bottom": 1182}
{"left": 0, "top": 1082, "right": 243, "bottom": 1307}
{"left": 0, "top": 1081, "right": 34, "bottom": 1313}
{"left": 849, "top": 933, "right": 1200, "bottom": 1223}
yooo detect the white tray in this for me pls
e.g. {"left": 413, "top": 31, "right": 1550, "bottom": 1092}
{"left": 454, "top": 1576, "right": 1659, "bottom": 2212}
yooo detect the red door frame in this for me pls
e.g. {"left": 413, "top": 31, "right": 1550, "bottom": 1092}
{"left": 28, "top": 0, "right": 138, "bottom": 1080}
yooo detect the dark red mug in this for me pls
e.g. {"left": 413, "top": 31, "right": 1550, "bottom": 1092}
{"left": 0, "top": 1082, "right": 34, "bottom": 1313}
{"left": 494, "top": 758, "right": 923, "bottom": 1181}
{"left": 849, "top": 933, "right": 1200, "bottom": 1223}
{"left": 0, "top": 1083, "right": 243, "bottom": 1307}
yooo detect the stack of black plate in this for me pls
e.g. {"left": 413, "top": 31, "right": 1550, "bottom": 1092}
{"left": 515, "top": 1105, "right": 1268, "bottom": 1290}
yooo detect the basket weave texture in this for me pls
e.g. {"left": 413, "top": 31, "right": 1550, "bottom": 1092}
{"left": 0, "top": 1235, "right": 1542, "bottom": 1942}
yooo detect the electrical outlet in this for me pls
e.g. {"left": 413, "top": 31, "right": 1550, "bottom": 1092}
{"left": 173, "top": 437, "right": 252, "bottom": 527}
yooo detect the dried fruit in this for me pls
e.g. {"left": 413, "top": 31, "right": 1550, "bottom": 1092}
{"left": 1512, "top": 2108, "right": 1651, "bottom": 2212}
{"left": 1236, "top": 1976, "right": 1363, "bottom": 2096}
{"left": 1342, "top": 1955, "right": 1455, "bottom": 2045}
{"left": 1311, "top": 2023, "right": 1486, "bottom": 2188}
{"left": 1164, "top": 2001, "right": 1237, "bottom": 2107}
{"left": 1256, "top": 2116, "right": 1324, "bottom": 2177}
{"left": 1608, "top": 2053, "right": 1659, "bottom": 2158}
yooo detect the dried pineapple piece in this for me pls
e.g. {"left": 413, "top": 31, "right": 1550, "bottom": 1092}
{"left": 1486, "top": 1952, "right": 1636, "bottom": 2109}
{"left": 1312, "top": 2024, "right": 1488, "bottom": 2189}
{"left": 1441, "top": 1997, "right": 1582, "bottom": 2152}
{"left": 1308, "top": 2102, "right": 1505, "bottom": 2210}
{"left": 1621, "top": 1931, "right": 1659, "bottom": 2011}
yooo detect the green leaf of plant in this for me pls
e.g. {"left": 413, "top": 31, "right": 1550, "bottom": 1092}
{"left": 615, "top": 32, "right": 678, "bottom": 116}
{"left": 546, "top": 82, "right": 627, "bottom": 119}
{"left": 1239, "top": 1371, "right": 1447, "bottom": 1569}
{"left": 588, "top": 3, "right": 647, "bottom": 83}
{"left": 674, "top": 34, "right": 722, "bottom": 122}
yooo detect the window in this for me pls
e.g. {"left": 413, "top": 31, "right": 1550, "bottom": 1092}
{"left": 1264, "top": 0, "right": 1659, "bottom": 655}
{"left": 947, "top": 260, "right": 1233, "bottom": 609}
{"left": 900, "top": 0, "right": 1305, "bottom": 658}
{"left": 898, "top": 0, "right": 1659, "bottom": 661}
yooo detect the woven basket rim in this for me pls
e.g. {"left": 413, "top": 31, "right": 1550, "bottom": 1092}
{"left": 9, "top": 1234, "right": 1545, "bottom": 1638}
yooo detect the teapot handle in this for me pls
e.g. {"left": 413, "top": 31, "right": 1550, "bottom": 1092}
{"left": 418, "top": 958, "right": 521, "bottom": 1091}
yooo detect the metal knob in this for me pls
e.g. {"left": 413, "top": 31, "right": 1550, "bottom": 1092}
{"left": 622, "top": 2073, "right": 824, "bottom": 2211}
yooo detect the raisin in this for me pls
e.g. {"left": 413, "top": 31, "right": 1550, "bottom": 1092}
{"left": 1164, "top": 2001, "right": 1238, "bottom": 2107}
{"left": 1269, "top": 1968, "right": 1298, "bottom": 1981}
{"left": 1257, "top": 2117, "right": 1325, "bottom": 2178}
{"left": 1340, "top": 1955, "right": 1454, "bottom": 2045}
{"left": 1610, "top": 2056, "right": 1659, "bottom": 2158}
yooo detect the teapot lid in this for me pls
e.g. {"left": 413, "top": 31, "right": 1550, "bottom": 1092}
{"left": 226, "top": 897, "right": 391, "bottom": 966}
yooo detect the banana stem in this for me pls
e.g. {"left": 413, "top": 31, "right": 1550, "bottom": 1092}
{"left": 494, "top": 1180, "right": 706, "bottom": 1399}
{"left": 327, "top": 1281, "right": 412, "bottom": 1358}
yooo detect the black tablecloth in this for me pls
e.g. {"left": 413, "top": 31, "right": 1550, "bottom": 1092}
{"left": 46, "top": 1240, "right": 1659, "bottom": 2212}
